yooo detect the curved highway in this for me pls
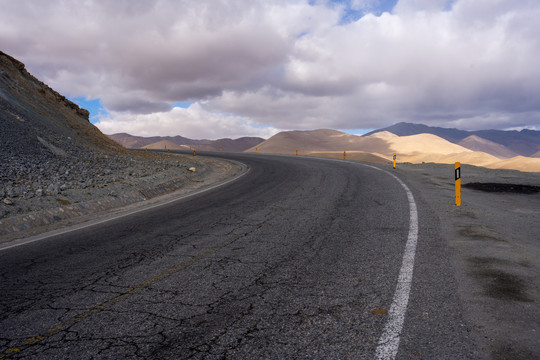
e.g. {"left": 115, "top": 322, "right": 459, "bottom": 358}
{"left": 0, "top": 153, "right": 476, "bottom": 359}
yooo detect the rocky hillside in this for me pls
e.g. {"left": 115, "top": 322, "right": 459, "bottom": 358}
{"left": 0, "top": 52, "right": 123, "bottom": 154}
{"left": 1, "top": 50, "right": 125, "bottom": 200}
{"left": 0, "top": 51, "right": 185, "bottom": 218}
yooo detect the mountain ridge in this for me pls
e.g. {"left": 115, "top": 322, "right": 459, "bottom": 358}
{"left": 248, "top": 127, "right": 540, "bottom": 172}
{"left": 108, "top": 133, "right": 264, "bottom": 152}
{"left": 458, "top": 135, "right": 519, "bottom": 159}
{"left": 366, "top": 122, "right": 540, "bottom": 157}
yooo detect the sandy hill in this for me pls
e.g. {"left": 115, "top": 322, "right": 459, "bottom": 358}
{"left": 245, "top": 129, "right": 391, "bottom": 155}
{"left": 366, "top": 122, "right": 469, "bottom": 142}
{"left": 366, "top": 132, "right": 540, "bottom": 172}
{"left": 487, "top": 156, "right": 540, "bottom": 172}
{"left": 367, "top": 122, "right": 540, "bottom": 157}
{"left": 375, "top": 133, "right": 540, "bottom": 172}
{"left": 367, "top": 132, "right": 514, "bottom": 167}
{"left": 458, "top": 135, "right": 518, "bottom": 159}
{"left": 371, "top": 132, "right": 470, "bottom": 155}
{"left": 248, "top": 129, "right": 471, "bottom": 158}
{"left": 248, "top": 128, "right": 540, "bottom": 172}
{"left": 109, "top": 133, "right": 264, "bottom": 152}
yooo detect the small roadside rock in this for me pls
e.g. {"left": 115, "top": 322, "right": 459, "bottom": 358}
{"left": 188, "top": 167, "right": 196, "bottom": 172}
{"left": 3, "top": 198, "right": 14, "bottom": 206}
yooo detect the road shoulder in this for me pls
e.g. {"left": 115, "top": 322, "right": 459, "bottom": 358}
{"left": 395, "top": 163, "right": 540, "bottom": 359}
{"left": 0, "top": 155, "right": 247, "bottom": 249}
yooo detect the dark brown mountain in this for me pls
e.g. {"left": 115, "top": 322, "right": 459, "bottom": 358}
{"left": 108, "top": 133, "right": 264, "bottom": 152}
{"left": 366, "top": 122, "right": 540, "bottom": 157}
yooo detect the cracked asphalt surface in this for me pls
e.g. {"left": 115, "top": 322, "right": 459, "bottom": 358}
{"left": 0, "top": 153, "right": 477, "bottom": 359}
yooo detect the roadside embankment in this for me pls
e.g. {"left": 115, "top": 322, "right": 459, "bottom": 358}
{"left": 0, "top": 152, "right": 245, "bottom": 244}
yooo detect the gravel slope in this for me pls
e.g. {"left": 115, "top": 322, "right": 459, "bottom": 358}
{"left": 0, "top": 150, "right": 243, "bottom": 243}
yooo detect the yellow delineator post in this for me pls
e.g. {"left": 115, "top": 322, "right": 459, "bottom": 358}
{"left": 220, "top": 147, "right": 222, "bottom": 152}
{"left": 193, "top": 149, "right": 196, "bottom": 157}
{"left": 296, "top": 149, "right": 298, "bottom": 156}
{"left": 393, "top": 153, "right": 396, "bottom": 169}
{"left": 256, "top": 147, "right": 258, "bottom": 153}
{"left": 455, "top": 162, "right": 461, "bottom": 206}
{"left": 344, "top": 150, "right": 346, "bottom": 160}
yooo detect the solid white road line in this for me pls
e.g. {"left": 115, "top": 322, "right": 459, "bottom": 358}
{"left": 308, "top": 157, "right": 420, "bottom": 359}
{"left": 3, "top": 154, "right": 420, "bottom": 360}
{"left": 368, "top": 167, "right": 419, "bottom": 360}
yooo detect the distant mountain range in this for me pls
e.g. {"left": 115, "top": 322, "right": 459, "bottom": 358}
{"left": 111, "top": 122, "right": 539, "bottom": 158}
{"left": 247, "top": 124, "right": 540, "bottom": 172}
{"left": 366, "top": 122, "right": 540, "bottom": 158}
{"left": 108, "top": 133, "right": 264, "bottom": 152}
{"left": 108, "top": 122, "right": 540, "bottom": 172}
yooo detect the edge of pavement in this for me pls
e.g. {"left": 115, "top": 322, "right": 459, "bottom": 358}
{"left": 389, "top": 162, "right": 540, "bottom": 360}
{"left": 0, "top": 156, "right": 249, "bottom": 251}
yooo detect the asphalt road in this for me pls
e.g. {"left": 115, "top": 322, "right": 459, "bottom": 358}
{"left": 0, "top": 153, "right": 478, "bottom": 359}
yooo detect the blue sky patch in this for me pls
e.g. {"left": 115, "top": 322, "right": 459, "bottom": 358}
{"left": 340, "top": 128, "right": 374, "bottom": 136}
{"left": 330, "top": 0, "right": 398, "bottom": 23}
{"left": 173, "top": 101, "right": 194, "bottom": 109}
{"left": 71, "top": 97, "right": 108, "bottom": 124}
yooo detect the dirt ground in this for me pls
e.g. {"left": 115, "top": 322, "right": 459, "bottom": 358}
{"left": 394, "top": 162, "right": 540, "bottom": 360}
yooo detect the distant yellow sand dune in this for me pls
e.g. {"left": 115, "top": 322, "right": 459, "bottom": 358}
{"left": 245, "top": 129, "right": 540, "bottom": 172}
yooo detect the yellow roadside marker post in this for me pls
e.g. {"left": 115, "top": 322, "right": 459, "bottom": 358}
{"left": 145, "top": 147, "right": 147, "bottom": 152}
{"left": 455, "top": 162, "right": 461, "bottom": 206}
{"left": 193, "top": 149, "right": 196, "bottom": 157}
{"left": 344, "top": 150, "right": 346, "bottom": 160}
{"left": 256, "top": 147, "right": 258, "bottom": 153}
{"left": 220, "top": 147, "right": 222, "bottom": 152}
{"left": 296, "top": 149, "right": 298, "bottom": 156}
{"left": 393, "top": 153, "right": 396, "bottom": 169}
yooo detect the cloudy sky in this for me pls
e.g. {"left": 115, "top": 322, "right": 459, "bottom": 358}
{"left": 2, "top": 0, "right": 539, "bottom": 139}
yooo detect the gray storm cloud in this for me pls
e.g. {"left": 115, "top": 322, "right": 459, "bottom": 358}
{"left": 1, "top": 0, "right": 539, "bottom": 137}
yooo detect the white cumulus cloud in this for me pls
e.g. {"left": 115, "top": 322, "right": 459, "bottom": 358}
{"left": 1, "top": 0, "right": 539, "bottom": 137}
{"left": 96, "top": 102, "right": 279, "bottom": 139}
